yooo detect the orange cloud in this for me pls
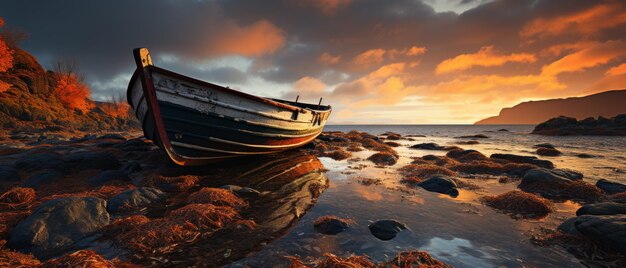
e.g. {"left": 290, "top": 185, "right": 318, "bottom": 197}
{"left": 521, "top": 2, "right": 626, "bottom": 40}
{"left": 283, "top": 76, "right": 327, "bottom": 101}
{"left": 541, "top": 40, "right": 626, "bottom": 76}
{"left": 606, "top": 62, "right": 626, "bottom": 76}
{"left": 212, "top": 20, "right": 285, "bottom": 57}
{"left": 331, "top": 63, "right": 419, "bottom": 107}
{"left": 430, "top": 74, "right": 564, "bottom": 98}
{"left": 406, "top": 46, "right": 427, "bottom": 56}
{"left": 353, "top": 48, "right": 386, "bottom": 66}
{"left": 319, "top": 52, "right": 341, "bottom": 65}
{"left": 435, "top": 46, "right": 536, "bottom": 74}
{"left": 541, "top": 41, "right": 600, "bottom": 57}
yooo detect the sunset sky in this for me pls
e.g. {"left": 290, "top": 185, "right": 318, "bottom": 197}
{"left": 1, "top": 0, "right": 626, "bottom": 124}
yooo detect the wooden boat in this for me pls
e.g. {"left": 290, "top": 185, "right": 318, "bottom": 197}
{"left": 127, "top": 48, "right": 332, "bottom": 166}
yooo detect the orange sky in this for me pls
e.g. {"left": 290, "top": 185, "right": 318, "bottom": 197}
{"left": 1, "top": 0, "right": 626, "bottom": 124}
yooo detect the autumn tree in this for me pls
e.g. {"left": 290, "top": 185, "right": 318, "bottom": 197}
{"left": 0, "top": 17, "right": 14, "bottom": 92}
{"left": 52, "top": 59, "right": 93, "bottom": 112}
{"left": 100, "top": 94, "right": 131, "bottom": 119}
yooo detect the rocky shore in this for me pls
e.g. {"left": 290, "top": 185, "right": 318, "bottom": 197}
{"left": 532, "top": 114, "right": 626, "bottom": 136}
{"left": 0, "top": 129, "right": 624, "bottom": 267}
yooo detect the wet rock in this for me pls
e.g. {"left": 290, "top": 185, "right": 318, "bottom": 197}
{"left": 576, "top": 153, "right": 596, "bottom": 158}
{"left": 536, "top": 147, "right": 561, "bottom": 156}
{"left": 446, "top": 149, "right": 487, "bottom": 162}
{"left": 97, "top": 133, "right": 126, "bottom": 140}
{"left": 498, "top": 129, "right": 509, "bottom": 132}
{"left": 534, "top": 143, "right": 556, "bottom": 149}
{"left": 455, "top": 140, "right": 479, "bottom": 145}
{"left": 368, "top": 219, "right": 407, "bottom": 241}
{"left": 107, "top": 187, "right": 165, "bottom": 214}
{"left": 14, "top": 152, "right": 66, "bottom": 172}
{"left": 69, "top": 134, "right": 97, "bottom": 143}
{"left": 410, "top": 143, "right": 447, "bottom": 150}
{"left": 559, "top": 215, "right": 626, "bottom": 252}
{"left": 22, "top": 170, "right": 63, "bottom": 188}
{"left": 596, "top": 179, "right": 626, "bottom": 194}
{"left": 384, "top": 141, "right": 401, "bottom": 147}
{"left": 367, "top": 152, "right": 398, "bottom": 166}
{"left": 519, "top": 168, "right": 601, "bottom": 201}
{"left": 8, "top": 197, "right": 110, "bottom": 259}
{"left": 576, "top": 202, "right": 626, "bottom": 216}
{"left": 88, "top": 170, "right": 130, "bottom": 186}
{"left": 313, "top": 216, "right": 353, "bottom": 235}
{"left": 219, "top": 185, "right": 262, "bottom": 198}
{"left": 455, "top": 134, "right": 489, "bottom": 139}
{"left": 62, "top": 151, "right": 121, "bottom": 171}
{"left": 120, "top": 161, "right": 142, "bottom": 174}
{"left": 385, "top": 133, "right": 401, "bottom": 140}
{"left": 490, "top": 153, "right": 554, "bottom": 169}
{"left": 112, "top": 138, "right": 154, "bottom": 151}
{"left": 317, "top": 134, "right": 349, "bottom": 143}
{"left": 0, "top": 165, "right": 20, "bottom": 182}
{"left": 417, "top": 175, "right": 459, "bottom": 197}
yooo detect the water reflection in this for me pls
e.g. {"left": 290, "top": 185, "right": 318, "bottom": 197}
{"left": 129, "top": 150, "right": 329, "bottom": 266}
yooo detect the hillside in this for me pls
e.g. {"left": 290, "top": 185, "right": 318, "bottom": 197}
{"left": 474, "top": 90, "right": 626, "bottom": 125}
{"left": 0, "top": 46, "right": 138, "bottom": 134}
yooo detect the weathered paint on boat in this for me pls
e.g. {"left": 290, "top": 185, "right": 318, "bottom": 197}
{"left": 127, "top": 48, "right": 331, "bottom": 166}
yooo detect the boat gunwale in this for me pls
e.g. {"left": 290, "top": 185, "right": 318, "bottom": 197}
{"left": 147, "top": 65, "right": 332, "bottom": 114}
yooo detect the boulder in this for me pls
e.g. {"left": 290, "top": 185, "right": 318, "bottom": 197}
{"left": 410, "top": 143, "right": 446, "bottom": 150}
{"left": 596, "top": 179, "right": 626, "bottom": 194}
{"left": 97, "top": 133, "right": 126, "bottom": 140}
{"left": 490, "top": 153, "right": 554, "bottom": 169}
{"left": 22, "top": 170, "right": 63, "bottom": 188}
{"left": 88, "top": 170, "right": 130, "bottom": 186}
{"left": 559, "top": 215, "right": 626, "bottom": 252}
{"left": 519, "top": 168, "right": 600, "bottom": 201}
{"left": 536, "top": 147, "right": 561, "bottom": 156}
{"left": 8, "top": 197, "right": 110, "bottom": 259}
{"left": 417, "top": 175, "right": 459, "bottom": 197}
{"left": 62, "top": 151, "right": 121, "bottom": 171}
{"left": 576, "top": 202, "right": 626, "bottom": 216}
{"left": 455, "top": 134, "right": 489, "bottom": 139}
{"left": 367, "top": 152, "right": 398, "bottom": 166}
{"left": 107, "top": 187, "right": 165, "bottom": 214}
{"left": 14, "top": 152, "right": 65, "bottom": 172}
{"left": 533, "top": 143, "right": 556, "bottom": 149}
{"left": 313, "top": 216, "right": 352, "bottom": 235}
{"left": 368, "top": 219, "right": 407, "bottom": 241}
{"left": 0, "top": 165, "right": 20, "bottom": 182}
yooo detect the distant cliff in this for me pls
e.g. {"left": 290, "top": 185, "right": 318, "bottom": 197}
{"left": 475, "top": 90, "right": 626, "bottom": 125}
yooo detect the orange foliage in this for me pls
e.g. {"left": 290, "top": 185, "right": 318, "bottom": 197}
{"left": 0, "top": 18, "right": 13, "bottom": 93}
{"left": 53, "top": 73, "right": 93, "bottom": 112}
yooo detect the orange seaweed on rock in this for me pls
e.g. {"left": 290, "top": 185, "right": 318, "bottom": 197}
{"left": 0, "top": 240, "right": 41, "bottom": 267}
{"left": 141, "top": 174, "right": 199, "bottom": 192}
{"left": 385, "top": 250, "right": 452, "bottom": 268}
{"left": 187, "top": 187, "right": 248, "bottom": 209}
{"left": 288, "top": 253, "right": 376, "bottom": 268}
{"left": 481, "top": 190, "right": 553, "bottom": 218}
{"left": 399, "top": 164, "right": 456, "bottom": 180}
{"left": 0, "top": 187, "right": 35, "bottom": 208}
{"left": 169, "top": 203, "right": 255, "bottom": 231}
{"left": 41, "top": 249, "right": 137, "bottom": 268}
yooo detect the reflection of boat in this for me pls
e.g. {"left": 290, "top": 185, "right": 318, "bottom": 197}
{"left": 127, "top": 48, "right": 332, "bottom": 166}
{"left": 148, "top": 151, "right": 328, "bottom": 266}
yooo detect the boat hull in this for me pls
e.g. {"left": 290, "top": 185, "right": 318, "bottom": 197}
{"left": 127, "top": 48, "right": 331, "bottom": 165}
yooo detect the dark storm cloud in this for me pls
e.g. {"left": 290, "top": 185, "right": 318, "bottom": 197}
{"left": 1, "top": 0, "right": 625, "bottom": 118}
